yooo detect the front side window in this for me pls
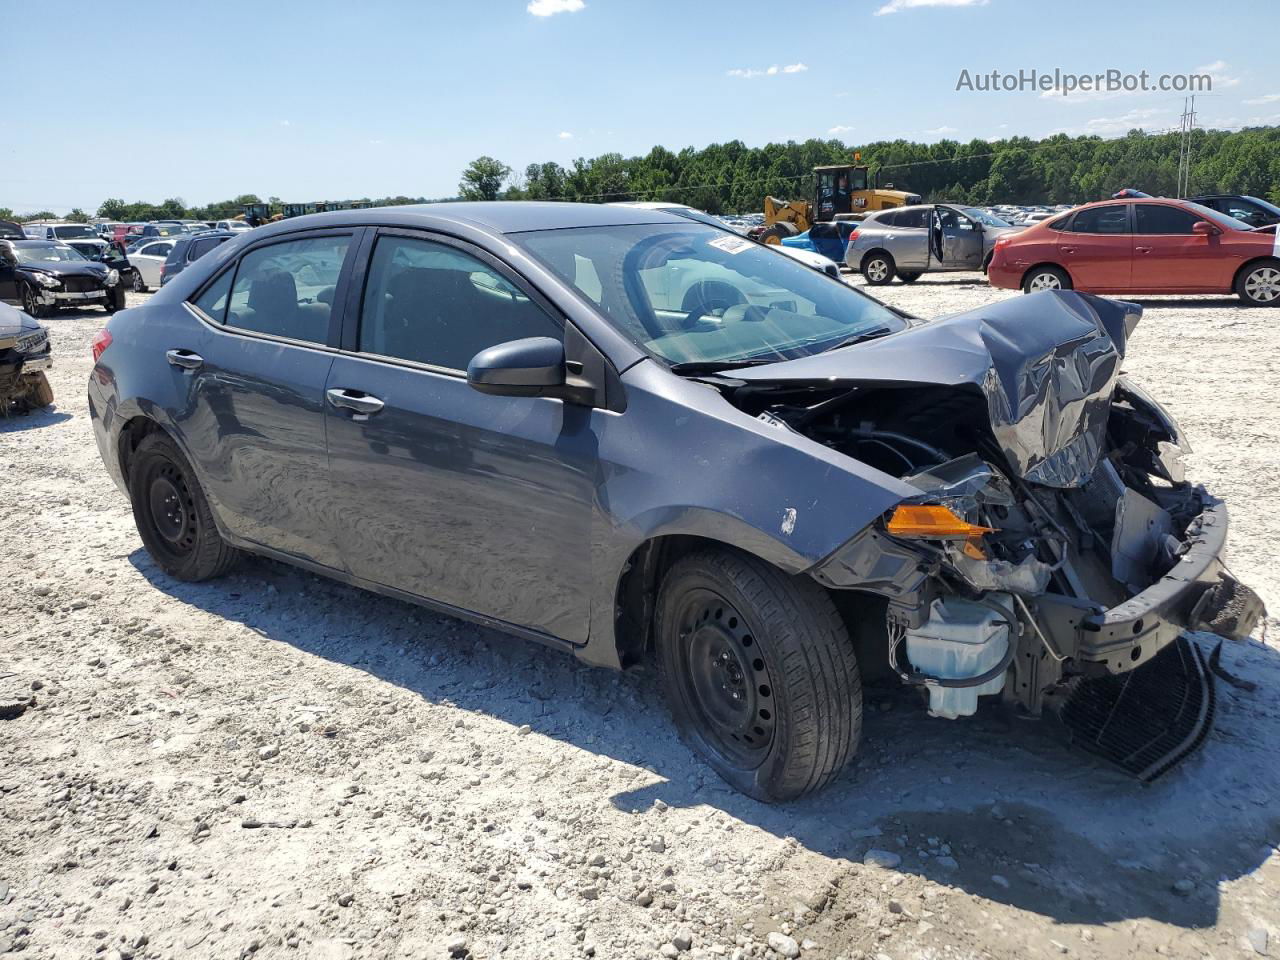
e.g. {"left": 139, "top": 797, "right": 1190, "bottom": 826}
{"left": 358, "top": 236, "right": 561, "bottom": 370}
{"left": 1068, "top": 205, "right": 1129, "bottom": 234}
{"left": 226, "top": 235, "right": 351, "bottom": 343}
{"left": 188, "top": 236, "right": 228, "bottom": 261}
{"left": 1134, "top": 204, "right": 1204, "bottom": 235}
{"left": 516, "top": 223, "right": 905, "bottom": 367}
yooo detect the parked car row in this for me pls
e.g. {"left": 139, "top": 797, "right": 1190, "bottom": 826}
{"left": 838, "top": 194, "right": 1280, "bottom": 306}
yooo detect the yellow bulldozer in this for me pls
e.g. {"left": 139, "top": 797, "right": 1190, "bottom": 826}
{"left": 759, "top": 155, "right": 921, "bottom": 244}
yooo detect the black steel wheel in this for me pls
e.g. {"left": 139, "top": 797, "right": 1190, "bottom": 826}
{"left": 128, "top": 432, "right": 241, "bottom": 580}
{"left": 656, "top": 549, "right": 862, "bottom": 802}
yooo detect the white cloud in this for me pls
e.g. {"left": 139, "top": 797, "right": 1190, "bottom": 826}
{"left": 1196, "top": 60, "right": 1241, "bottom": 89}
{"left": 828, "top": 125, "right": 855, "bottom": 135}
{"left": 876, "top": 0, "right": 987, "bottom": 15}
{"left": 558, "top": 131, "right": 574, "bottom": 140}
{"left": 922, "top": 125, "right": 959, "bottom": 137}
{"left": 279, "top": 120, "right": 291, "bottom": 127}
{"left": 527, "top": 0, "right": 584, "bottom": 16}
{"left": 1244, "top": 92, "right": 1280, "bottom": 105}
{"left": 727, "top": 62, "right": 807, "bottom": 79}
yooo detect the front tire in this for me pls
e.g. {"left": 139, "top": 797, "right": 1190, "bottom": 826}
{"left": 127, "top": 432, "right": 241, "bottom": 581}
{"left": 898, "top": 271, "right": 922, "bottom": 284}
{"left": 1236, "top": 260, "right": 1280, "bottom": 307}
{"left": 861, "top": 252, "right": 896, "bottom": 285}
{"left": 1022, "top": 265, "right": 1071, "bottom": 293}
{"left": 21, "top": 283, "right": 49, "bottom": 319}
{"left": 655, "top": 549, "right": 862, "bottom": 803}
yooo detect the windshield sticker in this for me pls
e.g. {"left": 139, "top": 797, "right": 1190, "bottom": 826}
{"left": 707, "top": 234, "right": 755, "bottom": 255}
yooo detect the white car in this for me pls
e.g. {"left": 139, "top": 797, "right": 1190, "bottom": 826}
{"left": 214, "top": 220, "right": 254, "bottom": 233}
{"left": 127, "top": 238, "right": 178, "bottom": 291}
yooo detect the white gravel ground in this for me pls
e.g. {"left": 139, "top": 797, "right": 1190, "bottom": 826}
{"left": 1, "top": 277, "right": 1278, "bottom": 960}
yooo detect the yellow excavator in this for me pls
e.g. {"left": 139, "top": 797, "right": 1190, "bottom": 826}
{"left": 759, "top": 155, "right": 921, "bottom": 244}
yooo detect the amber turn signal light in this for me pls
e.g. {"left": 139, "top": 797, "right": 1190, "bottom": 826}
{"left": 885, "top": 504, "right": 995, "bottom": 540}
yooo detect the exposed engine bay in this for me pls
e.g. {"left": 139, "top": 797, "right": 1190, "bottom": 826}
{"left": 706, "top": 291, "right": 1264, "bottom": 775}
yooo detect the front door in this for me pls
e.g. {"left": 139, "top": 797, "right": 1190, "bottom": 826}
{"left": 1132, "top": 203, "right": 1230, "bottom": 291}
{"left": 173, "top": 230, "right": 358, "bottom": 569}
{"left": 933, "top": 206, "right": 984, "bottom": 269}
{"left": 1056, "top": 203, "right": 1133, "bottom": 291}
{"left": 323, "top": 230, "right": 596, "bottom": 642}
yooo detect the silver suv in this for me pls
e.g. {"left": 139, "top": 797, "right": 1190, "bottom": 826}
{"left": 845, "top": 204, "right": 1021, "bottom": 284}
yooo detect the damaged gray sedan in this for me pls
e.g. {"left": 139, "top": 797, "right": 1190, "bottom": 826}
{"left": 88, "top": 203, "right": 1262, "bottom": 802}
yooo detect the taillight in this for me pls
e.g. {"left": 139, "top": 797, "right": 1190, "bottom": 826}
{"left": 994, "top": 235, "right": 1012, "bottom": 247}
{"left": 159, "top": 262, "right": 167, "bottom": 279}
{"left": 91, "top": 328, "right": 112, "bottom": 362}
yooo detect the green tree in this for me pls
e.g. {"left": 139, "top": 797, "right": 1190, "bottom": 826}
{"left": 459, "top": 156, "right": 512, "bottom": 201}
{"left": 97, "top": 198, "right": 128, "bottom": 220}
{"left": 65, "top": 208, "right": 89, "bottom": 223}
{"left": 0, "top": 207, "right": 13, "bottom": 220}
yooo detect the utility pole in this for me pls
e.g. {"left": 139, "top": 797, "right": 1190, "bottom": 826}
{"left": 1176, "top": 95, "right": 1197, "bottom": 198}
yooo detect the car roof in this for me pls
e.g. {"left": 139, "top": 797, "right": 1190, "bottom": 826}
{"left": 13, "top": 239, "right": 60, "bottom": 246}
{"left": 249, "top": 201, "right": 687, "bottom": 240}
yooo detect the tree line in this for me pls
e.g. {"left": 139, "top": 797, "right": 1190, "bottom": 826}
{"left": 5, "top": 125, "right": 1277, "bottom": 224}
{"left": 459, "top": 125, "right": 1280, "bottom": 213}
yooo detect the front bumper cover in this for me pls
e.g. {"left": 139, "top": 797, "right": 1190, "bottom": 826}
{"left": 1039, "top": 497, "right": 1263, "bottom": 675}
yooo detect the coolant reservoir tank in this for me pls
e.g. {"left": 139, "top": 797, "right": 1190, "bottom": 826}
{"left": 905, "top": 595, "right": 1011, "bottom": 720}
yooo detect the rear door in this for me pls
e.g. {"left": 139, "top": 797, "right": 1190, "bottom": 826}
{"left": 1132, "top": 202, "right": 1229, "bottom": 291}
{"left": 175, "top": 229, "right": 360, "bottom": 568}
{"left": 1056, "top": 204, "right": 1133, "bottom": 290}
{"left": 323, "top": 228, "right": 596, "bottom": 642}
{"left": 133, "top": 241, "right": 172, "bottom": 287}
{"left": 882, "top": 208, "right": 930, "bottom": 270}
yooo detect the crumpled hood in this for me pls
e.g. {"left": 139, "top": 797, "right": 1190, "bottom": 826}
{"left": 731, "top": 290, "right": 1141, "bottom": 487}
{"left": 24, "top": 261, "right": 109, "bottom": 279}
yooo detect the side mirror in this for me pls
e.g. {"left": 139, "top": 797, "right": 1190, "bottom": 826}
{"left": 1192, "top": 221, "right": 1219, "bottom": 237}
{"left": 467, "top": 337, "right": 566, "bottom": 397}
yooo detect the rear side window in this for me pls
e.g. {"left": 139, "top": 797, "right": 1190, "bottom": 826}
{"left": 191, "top": 268, "right": 233, "bottom": 322}
{"left": 1046, "top": 215, "right": 1070, "bottom": 230}
{"left": 1134, "top": 204, "right": 1202, "bottom": 235}
{"left": 1068, "top": 206, "right": 1129, "bottom": 234}
{"left": 358, "top": 235, "right": 561, "bottom": 370}
{"left": 875, "top": 211, "right": 901, "bottom": 228}
{"left": 225, "top": 235, "right": 351, "bottom": 343}
{"left": 143, "top": 242, "right": 172, "bottom": 258}
{"left": 188, "top": 236, "right": 228, "bottom": 261}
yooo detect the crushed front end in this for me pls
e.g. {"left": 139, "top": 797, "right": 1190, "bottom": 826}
{"left": 727, "top": 291, "right": 1264, "bottom": 777}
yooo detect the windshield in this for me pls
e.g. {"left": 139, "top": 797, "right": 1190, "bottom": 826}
{"left": 15, "top": 243, "right": 86, "bottom": 263}
{"left": 516, "top": 223, "right": 905, "bottom": 367}
{"left": 960, "top": 206, "right": 1011, "bottom": 227}
{"left": 663, "top": 207, "right": 732, "bottom": 229}
{"left": 52, "top": 224, "right": 98, "bottom": 239}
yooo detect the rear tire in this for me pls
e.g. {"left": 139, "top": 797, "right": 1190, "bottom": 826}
{"left": 1236, "top": 260, "right": 1280, "bottom": 307}
{"left": 1022, "top": 265, "right": 1071, "bottom": 293}
{"left": 132, "top": 273, "right": 147, "bottom": 293}
{"left": 655, "top": 549, "right": 862, "bottom": 802}
{"left": 861, "top": 252, "right": 896, "bottom": 285}
{"left": 127, "top": 432, "right": 241, "bottom": 581}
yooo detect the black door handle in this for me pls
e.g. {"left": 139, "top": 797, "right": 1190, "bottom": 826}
{"left": 166, "top": 349, "right": 203, "bottom": 370}
{"left": 326, "top": 388, "right": 385, "bottom": 417}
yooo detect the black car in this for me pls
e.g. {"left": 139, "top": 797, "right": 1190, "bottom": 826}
{"left": 0, "top": 300, "right": 53, "bottom": 413}
{"left": 0, "top": 220, "right": 26, "bottom": 240}
{"left": 64, "top": 240, "right": 136, "bottom": 311}
{"left": 1190, "top": 194, "right": 1280, "bottom": 229}
{"left": 159, "top": 230, "right": 236, "bottom": 287}
{"left": 0, "top": 240, "right": 121, "bottom": 317}
{"left": 88, "top": 203, "right": 1260, "bottom": 801}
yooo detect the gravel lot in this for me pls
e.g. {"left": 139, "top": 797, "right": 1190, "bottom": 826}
{"left": 2, "top": 276, "right": 1278, "bottom": 960}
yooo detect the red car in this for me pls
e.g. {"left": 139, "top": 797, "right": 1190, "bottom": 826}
{"left": 987, "top": 197, "right": 1280, "bottom": 306}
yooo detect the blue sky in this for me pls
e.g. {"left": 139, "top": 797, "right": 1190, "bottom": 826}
{"left": 4, "top": 0, "right": 1276, "bottom": 212}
